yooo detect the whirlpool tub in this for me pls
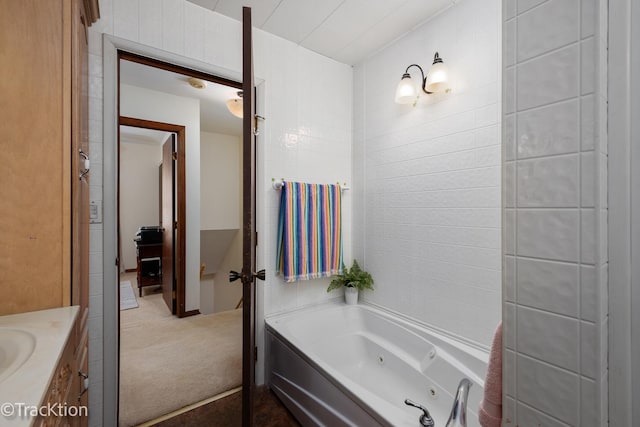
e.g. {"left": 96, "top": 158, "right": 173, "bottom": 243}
{"left": 265, "top": 302, "right": 488, "bottom": 427}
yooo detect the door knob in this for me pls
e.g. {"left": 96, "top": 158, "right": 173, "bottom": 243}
{"left": 229, "top": 270, "right": 241, "bottom": 282}
{"left": 254, "top": 269, "right": 265, "bottom": 281}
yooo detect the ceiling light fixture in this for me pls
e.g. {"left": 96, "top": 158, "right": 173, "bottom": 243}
{"left": 395, "top": 52, "right": 449, "bottom": 105}
{"left": 188, "top": 77, "right": 207, "bottom": 89}
{"left": 226, "top": 91, "right": 243, "bottom": 118}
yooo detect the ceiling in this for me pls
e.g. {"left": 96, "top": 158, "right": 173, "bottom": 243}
{"left": 120, "top": 1, "right": 456, "bottom": 133}
{"left": 120, "top": 126, "right": 171, "bottom": 146}
{"left": 120, "top": 60, "right": 243, "bottom": 136}
{"left": 187, "top": 0, "right": 456, "bottom": 65}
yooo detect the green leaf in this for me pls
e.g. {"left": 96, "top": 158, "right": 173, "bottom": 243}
{"left": 326, "top": 260, "right": 374, "bottom": 292}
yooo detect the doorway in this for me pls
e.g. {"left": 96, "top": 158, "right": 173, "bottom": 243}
{"left": 118, "top": 118, "right": 186, "bottom": 317}
{"left": 103, "top": 12, "right": 262, "bottom": 423}
{"left": 116, "top": 52, "right": 247, "bottom": 425}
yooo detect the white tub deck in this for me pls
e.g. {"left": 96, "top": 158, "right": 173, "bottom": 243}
{"left": 266, "top": 302, "right": 488, "bottom": 427}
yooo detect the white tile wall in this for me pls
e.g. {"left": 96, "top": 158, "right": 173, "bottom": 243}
{"left": 87, "top": 1, "right": 352, "bottom": 424}
{"left": 261, "top": 35, "right": 353, "bottom": 315}
{"left": 503, "top": 0, "right": 608, "bottom": 424}
{"left": 516, "top": 258, "right": 579, "bottom": 316}
{"left": 516, "top": 306, "right": 579, "bottom": 372}
{"left": 353, "top": 0, "right": 502, "bottom": 347}
{"left": 516, "top": 401, "right": 569, "bottom": 427}
{"left": 516, "top": 0, "right": 579, "bottom": 62}
{"left": 517, "top": 45, "right": 580, "bottom": 110}
{"left": 517, "top": 209, "right": 580, "bottom": 262}
{"left": 517, "top": 155, "right": 580, "bottom": 207}
{"left": 516, "top": 354, "right": 580, "bottom": 425}
{"left": 516, "top": 99, "right": 580, "bottom": 158}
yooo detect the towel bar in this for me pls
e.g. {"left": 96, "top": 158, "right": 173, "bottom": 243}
{"left": 271, "top": 179, "right": 350, "bottom": 191}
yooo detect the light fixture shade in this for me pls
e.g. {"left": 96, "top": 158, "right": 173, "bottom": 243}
{"left": 226, "top": 98, "right": 243, "bottom": 118}
{"left": 425, "top": 61, "right": 448, "bottom": 93}
{"left": 188, "top": 77, "right": 206, "bottom": 89}
{"left": 395, "top": 73, "right": 417, "bottom": 104}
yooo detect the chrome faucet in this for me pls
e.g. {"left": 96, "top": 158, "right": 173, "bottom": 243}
{"left": 404, "top": 399, "right": 435, "bottom": 427}
{"left": 445, "top": 378, "right": 472, "bottom": 427}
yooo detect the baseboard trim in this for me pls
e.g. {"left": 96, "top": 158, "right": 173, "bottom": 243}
{"left": 181, "top": 309, "right": 200, "bottom": 317}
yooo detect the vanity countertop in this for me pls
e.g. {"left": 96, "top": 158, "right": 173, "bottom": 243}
{"left": 0, "top": 306, "right": 79, "bottom": 426}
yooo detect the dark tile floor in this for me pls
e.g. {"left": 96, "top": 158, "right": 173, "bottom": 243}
{"left": 154, "top": 387, "right": 300, "bottom": 427}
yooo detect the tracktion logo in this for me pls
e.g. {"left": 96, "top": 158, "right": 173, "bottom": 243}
{"left": 1, "top": 402, "right": 88, "bottom": 419}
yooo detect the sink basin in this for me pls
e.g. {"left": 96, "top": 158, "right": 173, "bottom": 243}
{"left": 0, "top": 328, "right": 36, "bottom": 384}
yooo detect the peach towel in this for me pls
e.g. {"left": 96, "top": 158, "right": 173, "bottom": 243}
{"left": 479, "top": 322, "right": 502, "bottom": 427}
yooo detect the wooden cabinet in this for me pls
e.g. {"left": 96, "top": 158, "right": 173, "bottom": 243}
{"left": 34, "top": 312, "right": 87, "bottom": 427}
{"left": 1, "top": 0, "right": 70, "bottom": 314}
{"left": 71, "top": 0, "right": 91, "bottom": 351}
{"left": 0, "top": 0, "right": 96, "bottom": 313}
{"left": 136, "top": 243, "right": 163, "bottom": 296}
{"left": 0, "top": 1, "right": 98, "bottom": 426}
{"left": 70, "top": 7, "right": 93, "bottom": 421}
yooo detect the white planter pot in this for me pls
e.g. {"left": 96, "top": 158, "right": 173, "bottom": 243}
{"left": 344, "top": 287, "right": 358, "bottom": 305}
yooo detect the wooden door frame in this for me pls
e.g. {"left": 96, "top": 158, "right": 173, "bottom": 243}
{"left": 116, "top": 48, "right": 243, "bottom": 316}
{"left": 118, "top": 116, "right": 187, "bottom": 317}
{"left": 119, "top": 50, "right": 242, "bottom": 90}
{"left": 102, "top": 37, "right": 265, "bottom": 426}
{"left": 241, "top": 7, "right": 256, "bottom": 426}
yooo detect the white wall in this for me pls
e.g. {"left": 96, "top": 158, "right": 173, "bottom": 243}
{"left": 213, "top": 230, "right": 243, "bottom": 312}
{"left": 200, "top": 131, "right": 240, "bottom": 230}
{"left": 200, "top": 131, "right": 242, "bottom": 313}
{"left": 261, "top": 37, "right": 353, "bottom": 317}
{"left": 120, "top": 84, "right": 201, "bottom": 313}
{"left": 353, "top": 0, "right": 502, "bottom": 347}
{"left": 502, "top": 0, "right": 608, "bottom": 425}
{"left": 119, "top": 140, "right": 162, "bottom": 270}
{"left": 608, "top": 1, "right": 640, "bottom": 425}
{"left": 89, "top": 2, "right": 352, "bottom": 424}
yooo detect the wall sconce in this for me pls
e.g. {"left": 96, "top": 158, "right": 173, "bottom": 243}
{"left": 226, "top": 91, "right": 243, "bottom": 118}
{"left": 395, "top": 52, "right": 449, "bottom": 104}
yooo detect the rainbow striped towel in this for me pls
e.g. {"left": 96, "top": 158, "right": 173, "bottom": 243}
{"left": 276, "top": 181, "right": 343, "bottom": 282}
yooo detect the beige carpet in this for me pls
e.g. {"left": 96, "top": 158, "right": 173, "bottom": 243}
{"left": 119, "top": 288, "right": 242, "bottom": 427}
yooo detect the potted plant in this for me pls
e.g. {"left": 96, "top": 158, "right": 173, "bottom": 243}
{"left": 326, "top": 260, "right": 374, "bottom": 305}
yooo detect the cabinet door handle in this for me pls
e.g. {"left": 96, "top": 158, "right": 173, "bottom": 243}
{"left": 78, "top": 371, "right": 89, "bottom": 400}
{"left": 79, "top": 149, "right": 90, "bottom": 181}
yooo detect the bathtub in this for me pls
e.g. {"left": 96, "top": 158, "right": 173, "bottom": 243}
{"left": 265, "top": 302, "right": 488, "bottom": 427}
